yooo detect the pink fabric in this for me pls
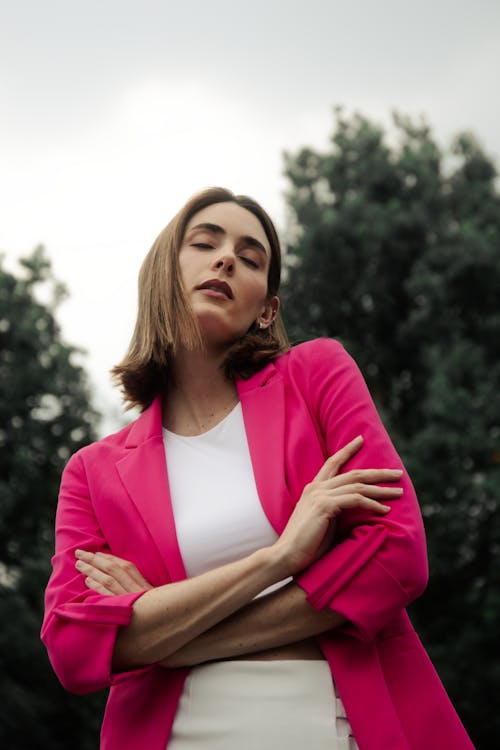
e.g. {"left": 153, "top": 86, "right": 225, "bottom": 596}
{"left": 41, "top": 338, "right": 475, "bottom": 749}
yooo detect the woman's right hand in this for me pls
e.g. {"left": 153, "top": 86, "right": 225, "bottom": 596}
{"left": 273, "top": 436, "right": 404, "bottom": 575}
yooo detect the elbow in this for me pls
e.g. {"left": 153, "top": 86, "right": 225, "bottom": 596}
{"left": 41, "top": 616, "right": 115, "bottom": 695}
{"left": 403, "top": 561, "right": 428, "bottom": 606}
{"left": 397, "top": 532, "right": 429, "bottom": 605}
{"left": 41, "top": 588, "right": 148, "bottom": 693}
{"left": 409, "top": 555, "right": 429, "bottom": 601}
{"left": 57, "top": 668, "right": 103, "bottom": 696}
{"left": 46, "top": 649, "right": 111, "bottom": 695}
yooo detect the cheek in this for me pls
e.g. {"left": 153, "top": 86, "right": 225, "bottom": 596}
{"left": 178, "top": 250, "right": 197, "bottom": 287}
{"left": 243, "top": 275, "right": 268, "bottom": 306}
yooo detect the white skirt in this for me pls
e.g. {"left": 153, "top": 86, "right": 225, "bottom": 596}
{"left": 167, "top": 660, "right": 359, "bottom": 749}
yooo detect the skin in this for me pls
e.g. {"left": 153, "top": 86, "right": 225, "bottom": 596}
{"left": 75, "top": 202, "right": 404, "bottom": 669}
{"left": 178, "top": 201, "right": 279, "bottom": 354}
{"left": 163, "top": 201, "right": 279, "bottom": 436}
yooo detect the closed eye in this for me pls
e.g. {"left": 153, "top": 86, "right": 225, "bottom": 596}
{"left": 190, "top": 242, "right": 259, "bottom": 268}
{"left": 240, "top": 256, "right": 259, "bottom": 268}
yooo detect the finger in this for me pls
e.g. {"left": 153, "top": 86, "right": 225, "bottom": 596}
{"left": 326, "top": 482, "right": 403, "bottom": 499}
{"left": 75, "top": 549, "right": 124, "bottom": 572}
{"left": 83, "top": 575, "right": 116, "bottom": 597}
{"left": 325, "top": 468, "right": 403, "bottom": 489}
{"left": 118, "top": 560, "right": 152, "bottom": 590}
{"left": 75, "top": 550, "right": 130, "bottom": 588}
{"left": 94, "top": 554, "right": 151, "bottom": 589}
{"left": 75, "top": 550, "right": 151, "bottom": 592}
{"left": 314, "top": 436, "right": 364, "bottom": 482}
{"left": 330, "top": 483, "right": 403, "bottom": 500}
{"left": 327, "top": 493, "right": 392, "bottom": 516}
{"left": 75, "top": 559, "right": 128, "bottom": 594}
{"left": 75, "top": 559, "right": 128, "bottom": 595}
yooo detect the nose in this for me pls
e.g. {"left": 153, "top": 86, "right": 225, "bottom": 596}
{"left": 212, "top": 246, "right": 235, "bottom": 274}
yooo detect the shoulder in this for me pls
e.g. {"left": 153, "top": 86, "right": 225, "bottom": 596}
{"left": 289, "top": 337, "right": 347, "bottom": 362}
{"left": 274, "top": 337, "right": 353, "bottom": 378}
{"left": 63, "top": 416, "right": 138, "bottom": 474}
{"left": 272, "top": 338, "right": 370, "bottom": 415}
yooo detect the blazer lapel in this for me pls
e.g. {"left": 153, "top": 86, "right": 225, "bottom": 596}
{"left": 116, "top": 396, "right": 187, "bottom": 582}
{"left": 236, "top": 363, "right": 294, "bottom": 534}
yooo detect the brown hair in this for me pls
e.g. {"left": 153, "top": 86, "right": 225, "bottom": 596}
{"left": 112, "top": 187, "right": 290, "bottom": 411}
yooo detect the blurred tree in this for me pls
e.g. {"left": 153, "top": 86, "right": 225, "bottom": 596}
{"left": 0, "top": 247, "right": 104, "bottom": 748}
{"left": 281, "top": 109, "right": 500, "bottom": 749}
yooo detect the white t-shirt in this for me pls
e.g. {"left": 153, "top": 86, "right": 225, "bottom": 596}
{"left": 163, "top": 403, "right": 291, "bottom": 597}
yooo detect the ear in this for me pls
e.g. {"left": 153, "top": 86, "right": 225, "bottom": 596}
{"left": 256, "top": 296, "right": 280, "bottom": 329}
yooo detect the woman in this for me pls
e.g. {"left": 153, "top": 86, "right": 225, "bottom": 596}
{"left": 42, "top": 187, "right": 474, "bottom": 749}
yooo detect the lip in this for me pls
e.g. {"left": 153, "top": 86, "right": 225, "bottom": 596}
{"left": 195, "top": 278, "right": 234, "bottom": 299}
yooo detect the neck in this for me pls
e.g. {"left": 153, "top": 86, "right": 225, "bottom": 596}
{"left": 163, "top": 346, "right": 239, "bottom": 434}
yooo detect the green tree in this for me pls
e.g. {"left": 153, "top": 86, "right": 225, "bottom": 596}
{"left": 0, "top": 247, "right": 105, "bottom": 749}
{"left": 281, "top": 110, "right": 500, "bottom": 749}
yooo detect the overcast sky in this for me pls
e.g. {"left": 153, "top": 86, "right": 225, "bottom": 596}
{"left": 2, "top": 0, "right": 499, "bottom": 434}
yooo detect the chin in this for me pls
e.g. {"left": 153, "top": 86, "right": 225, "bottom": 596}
{"left": 198, "top": 323, "right": 248, "bottom": 351}
{"left": 195, "top": 311, "right": 248, "bottom": 342}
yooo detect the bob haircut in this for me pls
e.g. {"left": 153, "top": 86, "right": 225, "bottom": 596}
{"left": 112, "top": 187, "right": 290, "bottom": 411}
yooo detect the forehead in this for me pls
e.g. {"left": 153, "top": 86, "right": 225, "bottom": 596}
{"left": 185, "top": 202, "right": 270, "bottom": 252}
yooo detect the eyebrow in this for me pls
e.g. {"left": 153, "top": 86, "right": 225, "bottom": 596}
{"left": 187, "top": 222, "right": 268, "bottom": 256}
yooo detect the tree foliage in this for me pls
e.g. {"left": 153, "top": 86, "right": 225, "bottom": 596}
{"left": 281, "top": 109, "right": 500, "bottom": 748}
{"left": 0, "top": 247, "right": 104, "bottom": 748}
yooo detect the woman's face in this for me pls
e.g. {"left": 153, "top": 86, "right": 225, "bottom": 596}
{"left": 178, "top": 201, "right": 278, "bottom": 350}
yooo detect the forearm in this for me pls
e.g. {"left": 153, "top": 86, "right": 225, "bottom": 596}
{"left": 112, "top": 546, "right": 287, "bottom": 672}
{"left": 160, "top": 580, "right": 345, "bottom": 668}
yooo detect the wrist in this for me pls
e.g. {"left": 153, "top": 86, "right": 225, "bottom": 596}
{"left": 261, "top": 542, "right": 293, "bottom": 580}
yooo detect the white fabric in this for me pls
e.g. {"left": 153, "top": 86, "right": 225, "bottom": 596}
{"left": 163, "top": 403, "right": 291, "bottom": 596}
{"left": 162, "top": 410, "right": 360, "bottom": 749}
{"left": 167, "top": 660, "right": 359, "bottom": 750}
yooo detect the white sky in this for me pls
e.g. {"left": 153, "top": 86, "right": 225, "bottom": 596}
{"left": 1, "top": 0, "right": 499, "bottom": 434}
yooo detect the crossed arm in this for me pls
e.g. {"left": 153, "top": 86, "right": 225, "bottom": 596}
{"left": 76, "top": 545, "right": 344, "bottom": 668}
{"left": 73, "top": 438, "right": 403, "bottom": 671}
{"left": 160, "top": 581, "right": 344, "bottom": 667}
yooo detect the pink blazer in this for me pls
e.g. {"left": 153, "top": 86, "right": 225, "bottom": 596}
{"left": 41, "top": 339, "right": 474, "bottom": 750}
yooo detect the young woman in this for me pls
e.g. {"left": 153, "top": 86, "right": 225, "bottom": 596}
{"left": 42, "top": 187, "right": 474, "bottom": 749}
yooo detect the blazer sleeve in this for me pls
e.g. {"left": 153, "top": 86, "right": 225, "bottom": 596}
{"left": 41, "top": 450, "right": 152, "bottom": 694}
{"left": 294, "top": 339, "right": 428, "bottom": 641}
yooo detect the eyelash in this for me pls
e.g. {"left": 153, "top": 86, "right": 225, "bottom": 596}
{"left": 241, "top": 257, "right": 259, "bottom": 268}
{"left": 191, "top": 244, "right": 259, "bottom": 268}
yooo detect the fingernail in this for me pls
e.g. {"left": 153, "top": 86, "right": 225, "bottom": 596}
{"left": 392, "top": 470, "right": 403, "bottom": 476}
{"left": 75, "top": 549, "right": 85, "bottom": 558}
{"left": 383, "top": 505, "right": 391, "bottom": 511}
{"left": 75, "top": 560, "right": 84, "bottom": 570}
{"left": 353, "top": 435, "right": 363, "bottom": 443}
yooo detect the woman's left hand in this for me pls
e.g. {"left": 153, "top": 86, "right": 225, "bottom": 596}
{"left": 74, "top": 549, "right": 153, "bottom": 596}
